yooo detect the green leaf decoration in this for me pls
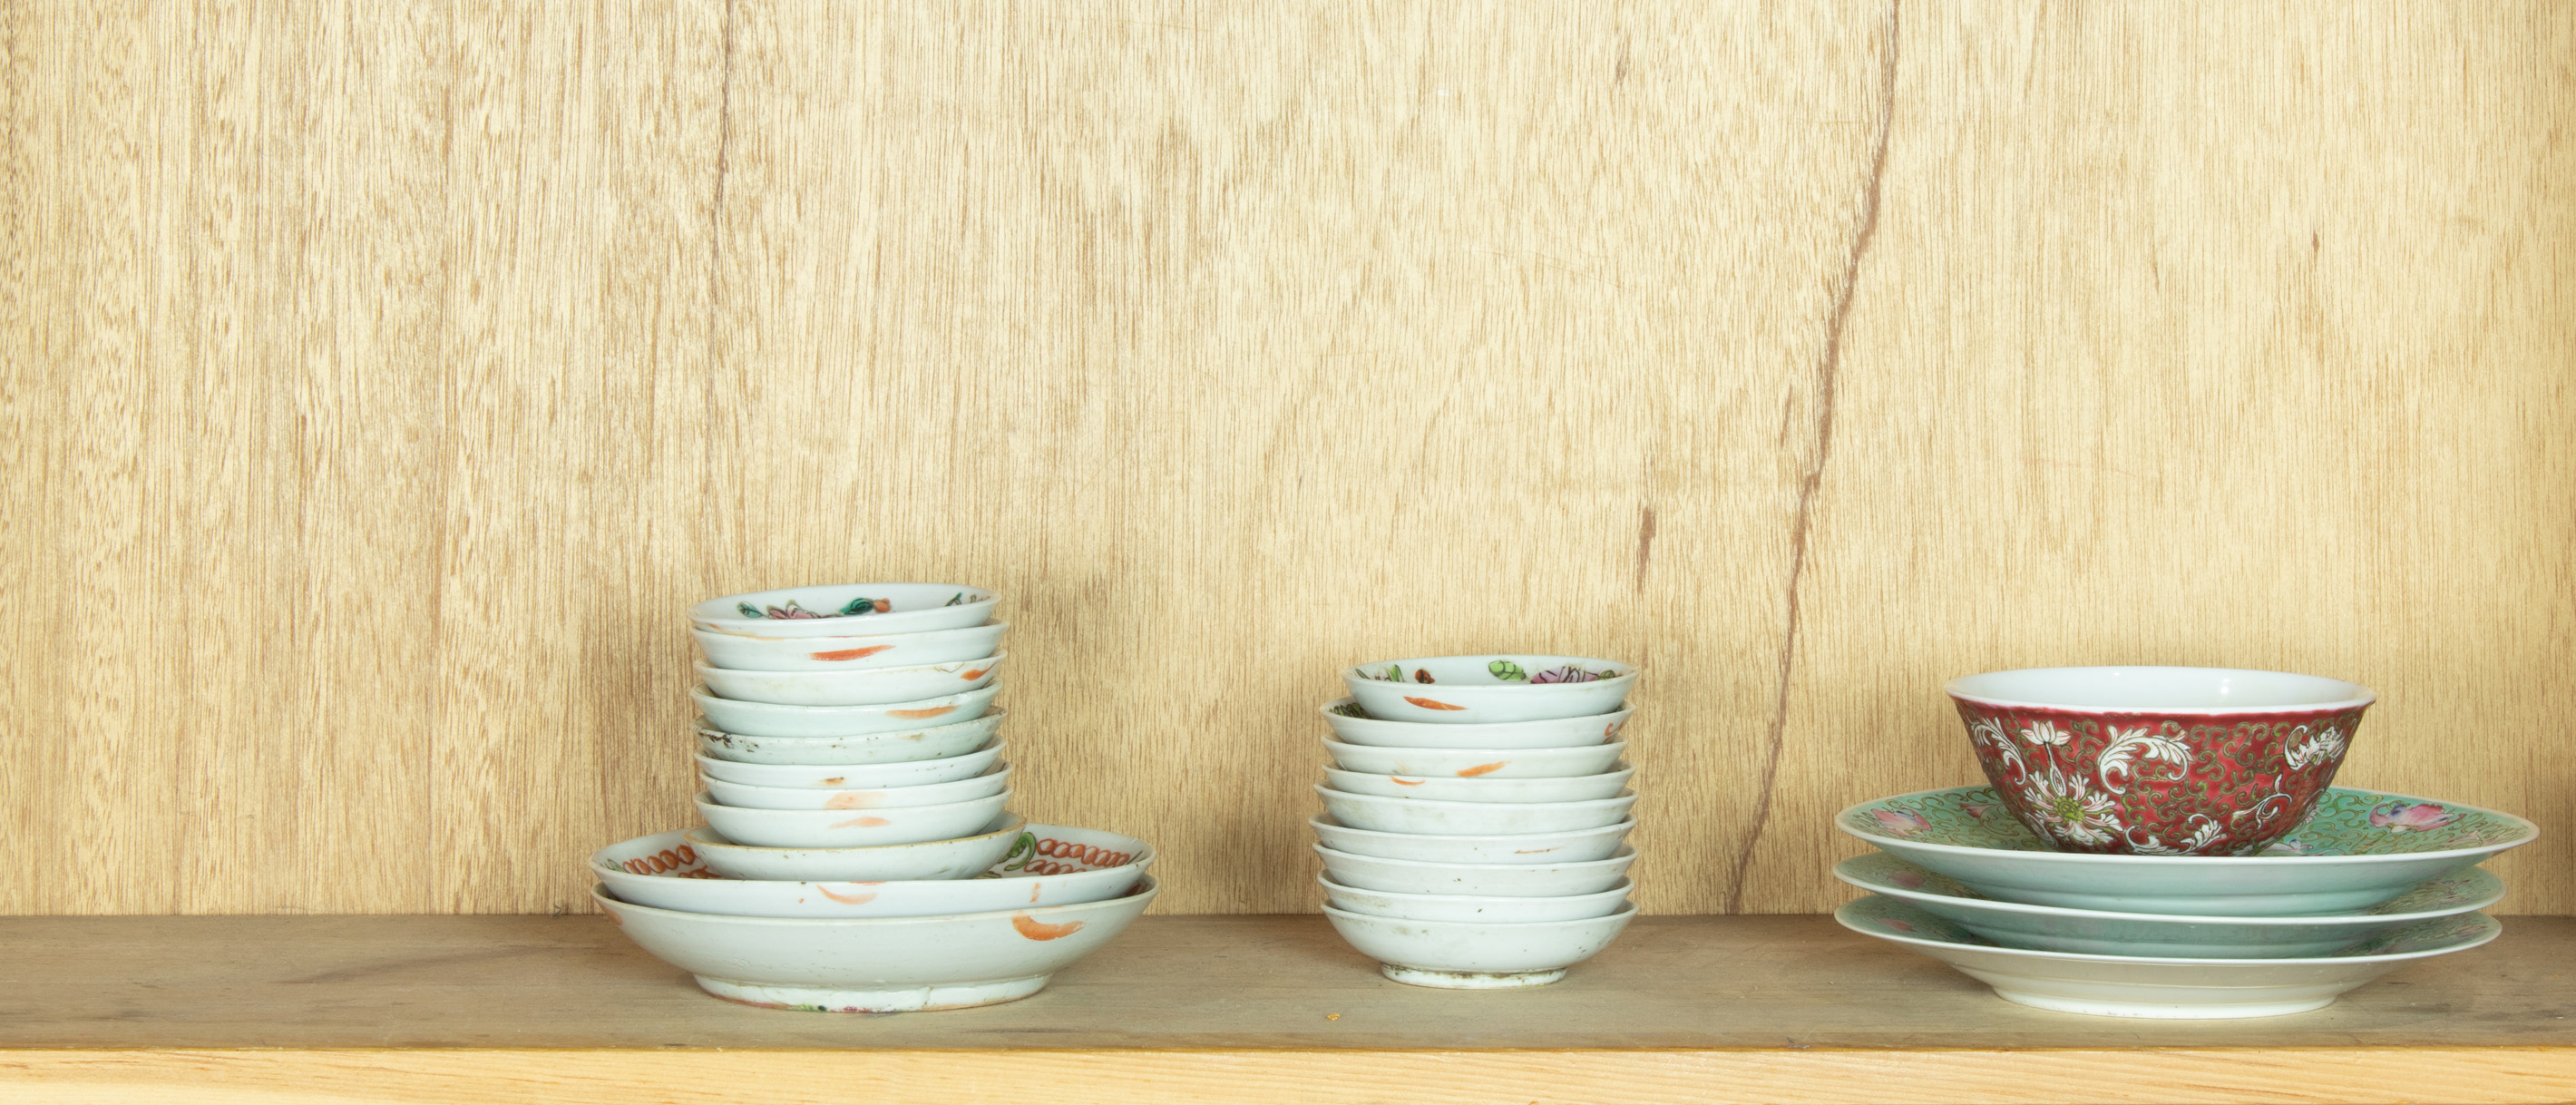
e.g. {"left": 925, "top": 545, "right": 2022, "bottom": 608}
{"left": 944, "top": 592, "right": 966, "bottom": 607}
{"left": 737, "top": 601, "right": 761, "bottom": 619}
{"left": 1489, "top": 660, "right": 1529, "bottom": 681}
{"left": 839, "top": 597, "right": 878, "bottom": 616}
{"left": 998, "top": 831, "right": 1039, "bottom": 871}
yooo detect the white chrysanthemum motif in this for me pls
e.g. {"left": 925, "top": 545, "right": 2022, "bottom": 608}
{"left": 2021, "top": 765, "right": 2122, "bottom": 846}
{"left": 2020, "top": 719, "right": 2072, "bottom": 747}
{"left": 2096, "top": 724, "right": 2193, "bottom": 794}
{"left": 2125, "top": 816, "right": 2224, "bottom": 856}
{"left": 1967, "top": 716, "right": 2024, "bottom": 779}
{"left": 2283, "top": 725, "right": 2347, "bottom": 770}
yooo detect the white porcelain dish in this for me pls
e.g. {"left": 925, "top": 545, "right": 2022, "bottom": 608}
{"left": 597, "top": 875, "right": 1156, "bottom": 1012}
{"left": 694, "top": 621, "right": 1010, "bottom": 672}
{"left": 1323, "top": 902, "right": 1636, "bottom": 989}
{"left": 1320, "top": 875, "right": 1631, "bottom": 923}
{"left": 1322, "top": 737, "right": 1626, "bottom": 779}
{"left": 1342, "top": 655, "right": 1635, "bottom": 724}
{"left": 1834, "top": 852, "right": 2506, "bottom": 959}
{"left": 1322, "top": 764, "right": 1633, "bottom": 804}
{"left": 697, "top": 710, "right": 1004, "bottom": 766}
{"left": 1836, "top": 786, "right": 2541, "bottom": 915}
{"left": 701, "top": 765, "right": 1011, "bottom": 812}
{"left": 1313, "top": 845, "right": 1635, "bottom": 897}
{"left": 686, "top": 817, "right": 1027, "bottom": 881}
{"left": 1316, "top": 786, "right": 1634, "bottom": 836}
{"left": 694, "top": 791, "right": 1009, "bottom": 848}
{"left": 698, "top": 654, "right": 1005, "bottom": 707}
{"left": 1322, "top": 699, "right": 1630, "bottom": 749}
{"left": 691, "top": 584, "right": 999, "bottom": 639}
{"left": 1309, "top": 816, "right": 1634, "bottom": 865}
{"left": 592, "top": 826, "right": 1151, "bottom": 919}
{"left": 1837, "top": 895, "right": 2501, "bottom": 1018}
{"left": 694, "top": 744, "right": 1001, "bottom": 790}
{"left": 694, "top": 686, "right": 1000, "bottom": 738}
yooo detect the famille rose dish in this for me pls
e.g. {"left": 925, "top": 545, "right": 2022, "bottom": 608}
{"left": 693, "top": 621, "right": 1009, "bottom": 673}
{"left": 1838, "top": 895, "right": 2500, "bottom": 1019}
{"left": 697, "top": 711, "right": 1004, "bottom": 766}
{"left": 1947, "top": 666, "right": 2375, "bottom": 856}
{"left": 686, "top": 816, "right": 1028, "bottom": 881}
{"left": 1315, "top": 844, "right": 1634, "bottom": 897}
{"left": 593, "top": 826, "right": 1152, "bottom": 919}
{"left": 693, "top": 686, "right": 1000, "bottom": 738}
{"left": 693, "top": 744, "right": 1002, "bottom": 789}
{"left": 697, "top": 654, "right": 1005, "bottom": 708}
{"left": 1838, "top": 786, "right": 2538, "bottom": 915}
{"left": 1317, "top": 786, "right": 1635, "bottom": 836}
{"left": 1342, "top": 656, "right": 1635, "bottom": 724}
{"left": 1322, "top": 738, "right": 1627, "bottom": 780}
{"left": 1319, "top": 875, "right": 1632, "bottom": 923}
{"left": 1321, "top": 698, "right": 1630, "bottom": 749}
{"left": 597, "top": 875, "right": 1157, "bottom": 1012}
{"left": 695, "top": 791, "right": 1010, "bottom": 849}
{"left": 1324, "top": 902, "right": 1637, "bottom": 989}
{"left": 1309, "top": 816, "right": 1634, "bottom": 865}
{"left": 690, "top": 584, "right": 999, "bottom": 639}
{"left": 1322, "top": 765, "right": 1634, "bottom": 804}
{"left": 700, "top": 764, "right": 1011, "bottom": 811}
{"left": 1834, "top": 852, "right": 2505, "bottom": 959}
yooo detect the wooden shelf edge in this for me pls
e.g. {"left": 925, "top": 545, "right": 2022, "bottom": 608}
{"left": 5, "top": 1046, "right": 2575, "bottom": 1105}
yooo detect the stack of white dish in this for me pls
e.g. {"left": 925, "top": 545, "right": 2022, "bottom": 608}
{"left": 591, "top": 583, "right": 1157, "bottom": 1013}
{"left": 1311, "top": 654, "right": 1643, "bottom": 989}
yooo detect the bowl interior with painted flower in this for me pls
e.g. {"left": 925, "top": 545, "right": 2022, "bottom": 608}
{"left": 1342, "top": 655, "right": 1636, "bottom": 724}
{"left": 691, "top": 583, "right": 999, "bottom": 639}
{"left": 1837, "top": 785, "right": 2537, "bottom": 916}
{"left": 1947, "top": 666, "right": 2375, "bottom": 856}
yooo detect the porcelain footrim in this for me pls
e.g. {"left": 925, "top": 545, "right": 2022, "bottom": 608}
{"left": 1989, "top": 986, "right": 2337, "bottom": 1019}
{"left": 694, "top": 973, "right": 1051, "bottom": 1012}
{"left": 1379, "top": 963, "right": 1567, "bottom": 989}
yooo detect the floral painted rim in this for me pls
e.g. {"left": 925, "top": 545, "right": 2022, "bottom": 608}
{"left": 594, "top": 826, "right": 1154, "bottom": 885}
{"left": 1346, "top": 656, "right": 1638, "bottom": 690}
{"left": 1832, "top": 854, "right": 2507, "bottom": 926}
{"left": 1835, "top": 785, "right": 2538, "bottom": 865}
{"left": 593, "top": 875, "right": 1159, "bottom": 929}
{"left": 1836, "top": 895, "right": 2503, "bottom": 965}
{"left": 692, "top": 651, "right": 1006, "bottom": 680}
{"left": 1945, "top": 667, "right": 2376, "bottom": 716}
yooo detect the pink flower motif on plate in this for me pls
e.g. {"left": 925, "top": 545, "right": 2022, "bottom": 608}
{"left": 2369, "top": 802, "right": 2461, "bottom": 832}
{"left": 1881, "top": 918, "right": 1916, "bottom": 933}
{"left": 1870, "top": 809, "right": 1932, "bottom": 836}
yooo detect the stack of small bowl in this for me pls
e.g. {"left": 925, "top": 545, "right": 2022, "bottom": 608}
{"left": 1311, "top": 654, "right": 1643, "bottom": 989}
{"left": 1835, "top": 665, "right": 2537, "bottom": 1020}
{"left": 590, "top": 582, "right": 1158, "bottom": 1013}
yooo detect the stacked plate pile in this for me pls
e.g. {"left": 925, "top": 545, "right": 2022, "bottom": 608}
{"left": 592, "top": 582, "right": 1158, "bottom": 1013}
{"left": 1835, "top": 666, "right": 2537, "bottom": 1019}
{"left": 1310, "top": 654, "right": 1643, "bottom": 989}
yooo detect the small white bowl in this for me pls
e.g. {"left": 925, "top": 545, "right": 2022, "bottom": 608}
{"left": 698, "top": 711, "right": 1004, "bottom": 766}
{"left": 695, "top": 790, "right": 1010, "bottom": 848}
{"left": 1314, "top": 844, "right": 1635, "bottom": 896}
{"left": 1322, "top": 764, "right": 1634, "bottom": 804}
{"left": 1323, "top": 902, "right": 1637, "bottom": 989}
{"left": 694, "top": 621, "right": 1010, "bottom": 672}
{"left": 698, "top": 653, "right": 1005, "bottom": 707}
{"left": 1342, "top": 655, "right": 1635, "bottom": 724}
{"left": 1322, "top": 737, "right": 1626, "bottom": 779}
{"left": 691, "top": 583, "right": 999, "bottom": 639}
{"left": 695, "top": 686, "right": 1000, "bottom": 738}
{"left": 1316, "top": 785, "right": 1635, "bottom": 835}
{"left": 686, "top": 817, "right": 1027, "bottom": 881}
{"left": 1310, "top": 816, "right": 1635, "bottom": 865}
{"left": 597, "top": 875, "right": 1157, "bottom": 1012}
{"left": 593, "top": 826, "right": 1151, "bottom": 918}
{"left": 1322, "top": 698, "right": 1631, "bottom": 748}
{"left": 1321, "top": 875, "right": 1632, "bottom": 923}
{"left": 702, "top": 765, "right": 1012, "bottom": 811}
{"left": 695, "top": 744, "right": 1001, "bottom": 789}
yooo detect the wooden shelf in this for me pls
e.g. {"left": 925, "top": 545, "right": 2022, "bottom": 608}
{"left": 2, "top": 914, "right": 2571, "bottom": 1103}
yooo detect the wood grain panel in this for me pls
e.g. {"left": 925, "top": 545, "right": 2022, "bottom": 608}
{"left": 1, "top": 2, "right": 2570, "bottom": 914}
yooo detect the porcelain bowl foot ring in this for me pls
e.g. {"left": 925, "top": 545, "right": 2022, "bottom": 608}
{"left": 694, "top": 973, "right": 1052, "bottom": 1012}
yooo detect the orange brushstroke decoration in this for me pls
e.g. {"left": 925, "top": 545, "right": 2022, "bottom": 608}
{"left": 829, "top": 816, "right": 893, "bottom": 828}
{"left": 1457, "top": 762, "right": 1508, "bottom": 777}
{"left": 809, "top": 644, "right": 895, "bottom": 661}
{"left": 816, "top": 886, "right": 878, "bottom": 905}
{"left": 885, "top": 705, "right": 957, "bottom": 719}
{"left": 824, "top": 793, "right": 883, "bottom": 810}
{"left": 1010, "top": 913, "right": 1088, "bottom": 941}
{"left": 1403, "top": 696, "right": 1466, "bottom": 710}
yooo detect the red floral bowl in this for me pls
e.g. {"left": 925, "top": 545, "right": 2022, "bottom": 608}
{"left": 1947, "top": 667, "right": 2375, "bottom": 856}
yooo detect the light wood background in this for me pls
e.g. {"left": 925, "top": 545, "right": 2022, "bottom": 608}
{"left": 5, "top": 3, "right": 2571, "bottom": 916}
